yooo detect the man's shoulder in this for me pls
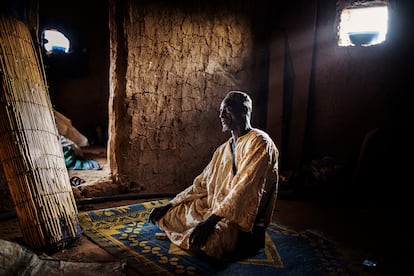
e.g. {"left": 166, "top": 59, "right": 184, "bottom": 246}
{"left": 249, "top": 129, "right": 278, "bottom": 150}
{"left": 250, "top": 128, "right": 273, "bottom": 141}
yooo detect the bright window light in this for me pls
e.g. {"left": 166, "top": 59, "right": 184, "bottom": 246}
{"left": 43, "top": 29, "right": 70, "bottom": 54}
{"left": 338, "top": 6, "right": 388, "bottom": 47}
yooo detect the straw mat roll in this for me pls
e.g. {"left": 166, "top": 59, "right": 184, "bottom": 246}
{"left": 0, "top": 16, "right": 81, "bottom": 250}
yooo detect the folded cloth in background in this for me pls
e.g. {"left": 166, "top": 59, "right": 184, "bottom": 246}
{"left": 54, "top": 109, "right": 101, "bottom": 170}
{"left": 63, "top": 145, "right": 101, "bottom": 170}
{"left": 60, "top": 135, "right": 84, "bottom": 157}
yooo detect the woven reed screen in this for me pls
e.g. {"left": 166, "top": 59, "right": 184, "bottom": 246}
{"left": 0, "top": 16, "right": 81, "bottom": 249}
{"left": 0, "top": 164, "right": 14, "bottom": 213}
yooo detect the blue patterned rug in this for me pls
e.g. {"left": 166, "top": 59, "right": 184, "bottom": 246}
{"left": 78, "top": 199, "right": 357, "bottom": 275}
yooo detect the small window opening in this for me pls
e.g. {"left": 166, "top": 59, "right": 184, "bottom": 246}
{"left": 43, "top": 29, "right": 70, "bottom": 54}
{"left": 338, "top": 3, "right": 388, "bottom": 47}
{"left": 40, "top": 26, "right": 89, "bottom": 79}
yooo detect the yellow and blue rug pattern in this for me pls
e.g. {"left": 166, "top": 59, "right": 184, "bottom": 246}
{"left": 78, "top": 199, "right": 356, "bottom": 275}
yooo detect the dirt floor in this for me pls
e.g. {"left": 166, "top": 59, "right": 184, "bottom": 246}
{"left": 0, "top": 146, "right": 408, "bottom": 275}
{"left": 0, "top": 197, "right": 405, "bottom": 275}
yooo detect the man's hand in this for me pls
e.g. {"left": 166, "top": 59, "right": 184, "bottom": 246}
{"left": 189, "top": 214, "right": 222, "bottom": 249}
{"left": 147, "top": 203, "right": 172, "bottom": 224}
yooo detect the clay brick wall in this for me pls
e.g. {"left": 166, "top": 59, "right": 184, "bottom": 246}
{"left": 108, "top": 0, "right": 269, "bottom": 193}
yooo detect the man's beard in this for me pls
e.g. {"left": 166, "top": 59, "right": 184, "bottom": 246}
{"left": 221, "top": 119, "right": 230, "bottom": 132}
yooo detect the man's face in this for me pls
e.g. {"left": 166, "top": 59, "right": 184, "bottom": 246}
{"left": 219, "top": 100, "right": 243, "bottom": 132}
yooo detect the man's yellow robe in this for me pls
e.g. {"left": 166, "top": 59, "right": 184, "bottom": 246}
{"left": 157, "top": 128, "right": 279, "bottom": 258}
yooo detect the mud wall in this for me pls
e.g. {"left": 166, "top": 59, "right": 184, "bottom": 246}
{"left": 108, "top": 0, "right": 270, "bottom": 193}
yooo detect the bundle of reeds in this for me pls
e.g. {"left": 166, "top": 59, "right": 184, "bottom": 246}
{"left": 0, "top": 16, "right": 81, "bottom": 250}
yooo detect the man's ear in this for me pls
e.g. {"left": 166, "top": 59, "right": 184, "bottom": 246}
{"left": 242, "top": 105, "right": 248, "bottom": 114}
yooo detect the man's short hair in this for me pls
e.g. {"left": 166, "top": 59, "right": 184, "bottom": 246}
{"left": 224, "top": 91, "right": 252, "bottom": 113}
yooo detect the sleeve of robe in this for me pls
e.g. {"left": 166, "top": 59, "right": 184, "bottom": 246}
{"left": 212, "top": 131, "right": 278, "bottom": 232}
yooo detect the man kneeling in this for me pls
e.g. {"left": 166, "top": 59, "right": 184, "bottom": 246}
{"left": 148, "top": 91, "right": 279, "bottom": 260}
